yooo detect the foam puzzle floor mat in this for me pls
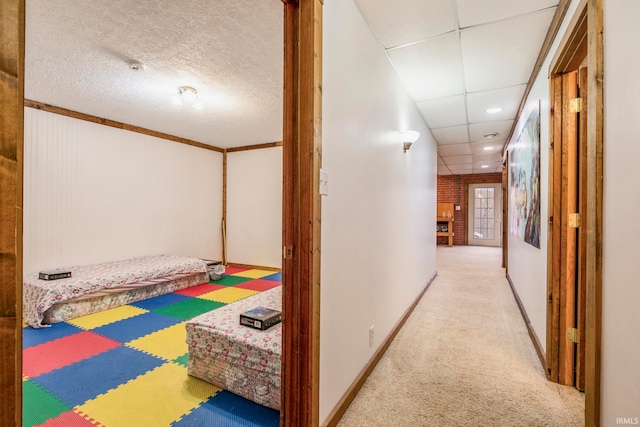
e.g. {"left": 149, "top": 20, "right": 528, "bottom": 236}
{"left": 23, "top": 267, "right": 281, "bottom": 427}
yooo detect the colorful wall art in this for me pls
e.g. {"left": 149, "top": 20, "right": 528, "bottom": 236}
{"left": 509, "top": 102, "right": 541, "bottom": 248}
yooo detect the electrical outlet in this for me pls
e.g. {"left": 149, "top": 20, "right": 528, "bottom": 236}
{"left": 369, "top": 325, "right": 374, "bottom": 348}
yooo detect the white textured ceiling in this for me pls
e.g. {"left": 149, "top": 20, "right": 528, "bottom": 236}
{"left": 25, "top": 0, "right": 283, "bottom": 149}
{"left": 355, "top": 0, "right": 558, "bottom": 175}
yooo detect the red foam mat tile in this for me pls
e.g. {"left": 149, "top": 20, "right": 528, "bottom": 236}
{"left": 40, "top": 410, "right": 101, "bottom": 427}
{"left": 234, "top": 279, "right": 282, "bottom": 292}
{"left": 23, "top": 331, "right": 121, "bottom": 378}
{"left": 175, "top": 283, "right": 227, "bottom": 297}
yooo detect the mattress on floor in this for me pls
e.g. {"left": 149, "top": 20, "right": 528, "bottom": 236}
{"left": 42, "top": 271, "right": 208, "bottom": 325}
{"left": 24, "top": 254, "right": 209, "bottom": 328}
{"left": 186, "top": 285, "right": 282, "bottom": 409}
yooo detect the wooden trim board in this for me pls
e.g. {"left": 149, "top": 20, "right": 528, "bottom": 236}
{"left": 222, "top": 150, "right": 228, "bottom": 265}
{"left": 323, "top": 272, "right": 438, "bottom": 427}
{"left": 226, "top": 141, "right": 283, "bottom": 152}
{"left": 506, "top": 274, "right": 546, "bottom": 369}
{"left": 0, "top": 0, "right": 24, "bottom": 425}
{"left": 24, "top": 99, "right": 225, "bottom": 153}
{"left": 226, "top": 263, "right": 281, "bottom": 272}
{"left": 585, "top": 0, "right": 603, "bottom": 424}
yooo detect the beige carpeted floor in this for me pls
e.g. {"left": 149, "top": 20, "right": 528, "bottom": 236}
{"left": 337, "top": 245, "right": 584, "bottom": 427}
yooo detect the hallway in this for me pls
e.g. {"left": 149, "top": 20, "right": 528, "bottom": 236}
{"left": 338, "top": 246, "right": 584, "bottom": 426}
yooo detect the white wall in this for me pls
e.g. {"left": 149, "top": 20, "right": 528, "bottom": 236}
{"left": 320, "top": 0, "right": 437, "bottom": 422}
{"left": 23, "top": 108, "right": 222, "bottom": 272}
{"left": 226, "top": 147, "right": 282, "bottom": 268}
{"left": 601, "top": 0, "right": 640, "bottom": 422}
{"left": 506, "top": 0, "right": 582, "bottom": 353}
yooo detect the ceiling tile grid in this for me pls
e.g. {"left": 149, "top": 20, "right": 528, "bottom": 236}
{"left": 355, "top": 0, "right": 559, "bottom": 174}
{"left": 355, "top": 0, "right": 456, "bottom": 48}
{"left": 387, "top": 32, "right": 465, "bottom": 101}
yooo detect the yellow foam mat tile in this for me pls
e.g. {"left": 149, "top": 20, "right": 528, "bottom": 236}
{"left": 199, "top": 287, "right": 259, "bottom": 304}
{"left": 76, "top": 363, "right": 220, "bottom": 427}
{"left": 68, "top": 305, "right": 148, "bottom": 330}
{"left": 231, "top": 269, "right": 277, "bottom": 279}
{"left": 127, "top": 323, "right": 188, "bottom": 361}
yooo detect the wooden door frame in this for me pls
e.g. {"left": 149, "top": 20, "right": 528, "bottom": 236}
{"left": 1, "top": 0, "right": 25, "bottom": 425}
{"left": 546, "top": 0, "right": 603, "bottom": 425}
{"left": 281, "top": 0, "right": 322, "bottom": 426}
{"left": 3, "top": 1, "right": 323, "bottom": 425}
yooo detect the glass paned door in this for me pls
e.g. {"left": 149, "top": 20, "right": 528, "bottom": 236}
{"left": 468, "top": 183, "right": 502, "bottom": 247}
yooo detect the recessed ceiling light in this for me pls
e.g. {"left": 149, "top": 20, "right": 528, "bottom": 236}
{"left": 481, "top": 165, "right": 489, "bottom": 168}
{"left": 483, "top": 132, "right": 499, "bottom": 139}
{"left": 483, "top": 146, "right": 494, "bottom": 151}
{"left": 486, "top": 107, "right": 502, "bottom": 114}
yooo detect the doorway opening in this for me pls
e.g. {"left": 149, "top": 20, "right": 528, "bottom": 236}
{"left": 467, "top": 183, "right": 502, "bottom": 247}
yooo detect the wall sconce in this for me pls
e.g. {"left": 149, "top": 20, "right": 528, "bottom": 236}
{"left": 401, "top": 130, "right": 420, "bottom": 152}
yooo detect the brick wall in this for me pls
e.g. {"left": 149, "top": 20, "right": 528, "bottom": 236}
{"left": 437, "top": 173, "right": 502, "bottom": 245}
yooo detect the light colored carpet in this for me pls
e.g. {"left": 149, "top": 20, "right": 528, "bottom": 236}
{"left": 337, "top": 246, "right": 584, "bottom": 427}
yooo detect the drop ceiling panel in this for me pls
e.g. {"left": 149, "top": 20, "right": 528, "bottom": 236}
{"left": 467, "top": 85, "right": 526, "bottom": 123}
{"left": 470, "top": 140, "right": 507, "bottom": 155}
{"left": 468, "top": 120, "right": 514, "bottom": 142}
{"left": 460, "top": 9, "right": 556, "bottom": 92}
{"left": 417, "top": 95, "right": 467, "bottom": 129}
{"left": 431, "top": 125, "right": 470, "bottom": 145}
{"left": 355, "top": 0, "right": 456, "bottom": 48}
{"left": 437, "top": 166, "right": 452, "bottom": 175}
{"left": 456, "top": 0, "right": 558, "bottom": 28}
{"left": 447, "top": 164, "right": 473, "bottom": 173}
{"left": 472, "top": 153, "right": 503, "bottom": 163}
{"left": 388, "top": 32, "right": 464, "bottom": 101}
{"left": 442, "top": 155, "right": 472, "bottom": 165}
{"left": 437, "top": 157, "right": 446, "bottom": 166}
{"left": 25, "top": 0, "right": 283, "bottom": 148}
{"left": 472, "top": 166, "right": 500, "bottom": 174}
{"left": 438, "top": 143, "right": 472, "bottom": 157}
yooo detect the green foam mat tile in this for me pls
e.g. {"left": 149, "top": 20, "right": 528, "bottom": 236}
{"left": 210, "top": 275, "right": 253, "bottom": 286}
{"left": 23, "top": 380, "right": 72, "bottom": 427}
{"left": 154, "top": 298, "right": 225, "bottom": 320}
{"left": 173, "top": 353, "right": 190, "bottom": 367}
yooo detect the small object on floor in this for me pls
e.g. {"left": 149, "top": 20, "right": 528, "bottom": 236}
{"left": 202, "top": 260, "right": 225, "bottom": 281}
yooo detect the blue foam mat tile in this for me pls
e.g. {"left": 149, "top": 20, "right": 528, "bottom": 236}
{"left": 92, "top": 311, "right": 183, "bottom": 343}
{"left": 23, "top": 322, "right": 84, "bottom": 348}
{"left": 130, "top": 292, "right": 192, "bottom": 310}
{"left": 172, "top": 391, "right": 280, "bottom": 427}
{"left": 260, "top": 272, "right": 282, "bottom": 282}
{"left": 32, "top": 346, "right": 165, "bottom": 407}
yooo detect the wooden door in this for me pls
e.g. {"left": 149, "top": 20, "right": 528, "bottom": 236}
{"left": 547, "top": 67, "right": 587, "bottom": 391}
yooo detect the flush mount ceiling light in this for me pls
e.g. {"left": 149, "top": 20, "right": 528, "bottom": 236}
{"left": 173, "top": 86, "right": 203, "bottom": 109}
{"left": 486, "top": 107, "right": 502, "bottom": 114}
{"left": 401, "top": 130, "right": 421, "bottom": 153}
{"left": 483, "top": 132, "right": 499, "bottom": 139}
{"left": 483, "top": 146, "right": 494, "bottom": 151}
{"left": 481, "top": 165, "right": 489, "bottom": 168}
